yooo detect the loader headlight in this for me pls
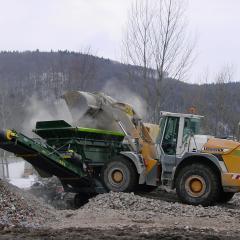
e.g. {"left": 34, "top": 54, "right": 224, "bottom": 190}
{"left": 222, "top": 148, "right": 229, "bottom": 153}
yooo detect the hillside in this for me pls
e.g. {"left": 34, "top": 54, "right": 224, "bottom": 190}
{"left": 0, "top": 51, "right": 239, "bottom": 137}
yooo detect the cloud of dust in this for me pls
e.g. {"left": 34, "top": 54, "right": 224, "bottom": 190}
{"left": 22, "top": 95, "right": 72, "bottom": 136}
{"left": 73, "top": 112, "right": 99, "bottom": 129}
{"left": 21, "top": 84, "right": 147, "bottom": 136}
{"left": 102, "top": 80, "right": 147, "bottom": 119}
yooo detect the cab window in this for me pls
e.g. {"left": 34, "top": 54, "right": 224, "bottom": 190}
{"left": 161, "top": 117, "right": 179, "bottom": 155}
{"left": 183, "top": 118, "right": 201, "bottom": 142}
{"left": 156, "top": 116, "right": 167, "bottom": 144}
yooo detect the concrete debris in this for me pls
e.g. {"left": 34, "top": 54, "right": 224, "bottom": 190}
{"left": 0, "top": 179, "right": 57, "bottom": 228}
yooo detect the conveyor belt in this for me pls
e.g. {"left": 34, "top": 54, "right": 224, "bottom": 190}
{"left": 0, "top": 130, "right": 89, "bottom": 189}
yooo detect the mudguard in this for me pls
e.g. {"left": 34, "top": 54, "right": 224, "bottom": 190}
{"left": 120, "top": 151, "right": 146, "bottom": 184}
{"left": 172, "top": 152, "right": 225, "bottom": 188}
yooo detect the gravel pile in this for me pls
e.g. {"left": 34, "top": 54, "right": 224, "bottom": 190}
{"left": 0, "top": 179, "right": 57, "bottom": 228}
{"left": 83, "top": 191, "right": 240, "bottom": 218}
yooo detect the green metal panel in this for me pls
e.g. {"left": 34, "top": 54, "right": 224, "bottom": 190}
{"left": 33, "top": 120, "right": 129, "bottom": 166}
{"left": 36, "top": 120, "right": 72, "bottom": 129}
{"left": 76, "top": 127, "right": 124, "bottom": 136}
{"left": 44, "top": 136, "right": 127, "bottom": 164}
{"left": 34, "top": 120, "right": 125, "bottom": 142}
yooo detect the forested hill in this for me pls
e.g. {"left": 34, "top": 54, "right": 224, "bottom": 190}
{"left": 0, "top": 51, "right": 239, "bottom": 137}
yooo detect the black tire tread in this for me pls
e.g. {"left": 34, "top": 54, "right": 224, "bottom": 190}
{"left": 102, "top": 156, "right": 138, "bottom": 192}
{"left": 175, "top": 163, "right": 220, "bottom": 206}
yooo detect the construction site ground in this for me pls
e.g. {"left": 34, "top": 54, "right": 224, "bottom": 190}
{"left": 1, "top": 180, "right": 240, "bottom": 239}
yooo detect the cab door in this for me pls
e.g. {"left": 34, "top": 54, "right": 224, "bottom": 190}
{"left": 158, "top": 116, "right": 180, "bottom": 182}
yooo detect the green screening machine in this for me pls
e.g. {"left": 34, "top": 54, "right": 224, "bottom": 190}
{"left": 0, "top": 120, "right": 127, "bottom": 198}
{"left": 0, "top": 91, "right": 149, "bottom": 206}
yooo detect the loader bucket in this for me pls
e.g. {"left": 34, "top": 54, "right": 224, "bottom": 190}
{"left": 62, "top": 91, "right": 138, "bottom": 134}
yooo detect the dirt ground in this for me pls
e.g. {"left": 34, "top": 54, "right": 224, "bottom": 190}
{"left": 1, "top": 226, "right": 240, "bottom": 240}
{"left": 1, "top": 187, "right": 240, "bottom": 240}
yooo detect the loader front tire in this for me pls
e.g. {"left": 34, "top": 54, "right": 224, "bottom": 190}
{"left": 102, "top": 156, "right": 138, "bottom": 192}
{"left": 176, "top": 163, "right": 220, "bottom": 206}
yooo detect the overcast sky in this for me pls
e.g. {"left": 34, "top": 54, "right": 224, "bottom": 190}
{"left": 0, "top": 0, "right": 239, "bottom": 83}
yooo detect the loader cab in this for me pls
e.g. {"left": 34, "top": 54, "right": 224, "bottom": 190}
{"left": 157, "top": 111, "right": 203, "bottom": 185}
{"left": 158, "top": 112, "right": 202, "bottom": 156}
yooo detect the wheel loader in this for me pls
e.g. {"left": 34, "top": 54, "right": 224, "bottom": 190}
{"left": 0, "top": 91, "right": 240, "bottom": 206}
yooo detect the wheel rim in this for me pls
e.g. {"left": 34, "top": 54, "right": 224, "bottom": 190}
{"left": 185, "top": 175, "right": 206, "bottom": 197}
{"left": 108, "top": 167, "right": 126, "bottom": 188}
{"left": 112, "top": 170, "right": 123, "bottom": 183}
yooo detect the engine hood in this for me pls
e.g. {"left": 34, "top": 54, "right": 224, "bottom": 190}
{"left": 202, "top": 138, "right": 240, "bottom": 155}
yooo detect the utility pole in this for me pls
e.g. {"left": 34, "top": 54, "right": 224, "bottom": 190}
{"left": 1, "top": 150, "right": 6, "bottom": 178}
{"left": 4, "top": 151, "right": 9, "bottom": 178}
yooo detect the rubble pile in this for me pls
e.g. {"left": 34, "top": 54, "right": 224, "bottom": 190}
{"left": 83, "top": 191, "right": 239, "bottom": 218}
{"left": 0, "top": 179, "right": 57, "bottom": 228}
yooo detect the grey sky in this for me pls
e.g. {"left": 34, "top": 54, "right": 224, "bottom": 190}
{"left": 0, "top": 0, "right": 239, "bottom": 83}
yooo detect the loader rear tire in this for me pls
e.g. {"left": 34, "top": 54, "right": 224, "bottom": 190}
{"left": 176, "top": 163, "right": 220, "bottom": 206}
{"left": 102, "top": 156, "right": 138, "bottom": 192}
{"left": 218, "top": 191, "right": 235, "bottom": 203}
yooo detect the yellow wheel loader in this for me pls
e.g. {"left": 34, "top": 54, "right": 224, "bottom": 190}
{"left": 155, "top": 111, "right": 239, "bottom": 206}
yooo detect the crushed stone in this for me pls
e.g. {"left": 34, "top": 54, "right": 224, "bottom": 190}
{"left": 51, "top": 191, "right": 240, "bottom": 231}
{"left": 0, "top": 179, "right": 57, "bottom": 228}
{"left": 82, "top": 191, "right": 240, "bottom": 218}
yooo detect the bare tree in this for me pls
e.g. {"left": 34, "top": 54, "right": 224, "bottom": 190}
{"left": 226, "top": 91, "right": 240, "bottom": 138}
{"left": 122, "top": 0, "right": 155, "bottom": 114}
{"left": 212, "top": 66, "right": 233, "bottom": 136}
{"left": 151, "top": 0, "right": 194, "bottom": 121}
{"left": 0, "top": 86, "right": 10, "bottom": 178}
{"left": 67, "top": 47, "right": 97, "bottom": 91}
{"left": 123, "top": 0, "right": 195, "bottom": 122}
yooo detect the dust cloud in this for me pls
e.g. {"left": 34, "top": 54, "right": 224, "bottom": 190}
{"left": 22, "top": 96, "right": 72, "bottom": 136}
{"left": 21, "top": 85, "right": 147, "bottom": 136}
{"left": 102, "top": 80, "right": 147, "bottom": 119}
